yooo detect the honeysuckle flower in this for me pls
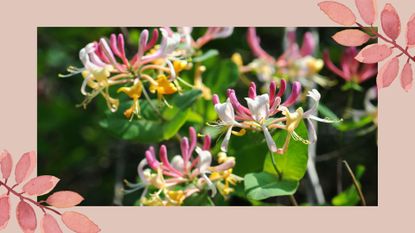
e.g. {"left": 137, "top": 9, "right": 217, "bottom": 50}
{"left": 279, "top": 89, "right": 339, "bottom": 150}
{"left": 117, "top": 79, "right": 143, "bottom": 119}
{"left": 149, "top": 74, "right": 178, "bottom": 101}
{"left": 213, "top": 80, "right": 302, "bottom": 153}
{"left": 323, "top": 47, "right": 377, "bottom": 90}
{"left": 237, "top": 27, "right": 331, "bottom": 90}
{"left": 126, "top": 127, "right": 241, "bottom": 206}
{"left": 62, "top": 28, "right": 215, "bottom": 119}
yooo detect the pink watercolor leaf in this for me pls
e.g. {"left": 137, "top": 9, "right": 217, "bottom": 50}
{"left": 407, "top": 13, "right": 415, "bottom": 47}
{"left": 355, "top": 0, "right": 377, "bottom": 25}
{"left": 318, "top": 1, "right": 356, "bottom": 26}
{"left": 380, "top": 3, "right": 401, "bottom": 41}
{"left": 61, "top": 211, "right": 101, "bottom": 233}
{"left": 23, "top": 175, "right": 60, "bottom": 196}
{"left": 15, "top": 151, "right": 37, "bottom": 185}
{"left": 401, "top": 62, "right": 413, "bottom": 92}
{"left": 46, "top": 191, "right": 84, "bottom": 208}
{"left": 41, "top": 214, "right": 63, "bottom": 233}
{"left": 16, "top": 201, "right": 37, "bottom": 233}
{"left": 0, "top": 150, "right": 13, "bottom": 180}
{"left": 0, "top": 195, "right": 10, "bottom": 230}
{"left": 377, "top": 57, "right": 400, "bottom": 88}
{"left": 332, "top": 29, "right": 370, "bottom": 46}
{"left": 355, "top": 44, "right": 392, "bottom": 63}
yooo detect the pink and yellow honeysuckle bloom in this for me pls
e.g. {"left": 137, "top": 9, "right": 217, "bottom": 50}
{"left": 61, "top": 27, "right": 235, "bottom": 118}
{"left": 212, "top": 80, "right": 338, "bottom": 154}
{"left": 233, "top": 27, "right": 329, "bottom": 89}
{"left": 125, "top": 127, "right": 241, "bottom": 206}
{"left": 323, "top": 47, "right": 377, "bottom": 90}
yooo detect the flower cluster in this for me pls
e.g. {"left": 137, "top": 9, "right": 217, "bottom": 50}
{"left": 125, "top": 127, "right": 241, "bottom": 206}
{"left": 212, "top": 80, "right": 337, "bottom": 154}
{"left": 61, "top": 27, "right": 233, "bottom": 120}
{"left": 232, "top": 27, "right": 330, "bottom": 89}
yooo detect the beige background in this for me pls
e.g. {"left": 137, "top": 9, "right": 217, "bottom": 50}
{"left": 1, "top": 0, "right": 414, "bottom": 232}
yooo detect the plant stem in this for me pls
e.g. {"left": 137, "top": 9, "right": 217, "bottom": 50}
{"left": 0, "top": 180, "right": 62, "bottom": 216}
{"left": 357, "top": 22, "right": 415, "bottom": 62}
{"left": 269, "top": 152, "right": 282, "bottom": 180}
{"left": 207, "top": 196, "right": 215, "bottom": 206}
{"left": 342, "top": 160, "right": 367, "bottom": 206}
{"left": 268, "top": 148, "right": 297, "bottom": 206}
{"left": 289, "top": 194, "right": 298, "bottom": 206}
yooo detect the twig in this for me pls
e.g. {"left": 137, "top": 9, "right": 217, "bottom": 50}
{"left": 289, "top": 194, "right": 298, "bottom": 206}
{"left": 342, "top": 160, "right": 367, "bottom": 206}
{"left": 0, "top": 180, "right": 62, "bottom": 216}
{"left": 357, "top": 22, "right": 415, "bottom": 63}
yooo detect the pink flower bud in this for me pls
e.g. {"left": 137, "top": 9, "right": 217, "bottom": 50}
{"left": 181, "top": 137, "right": 190, "bottom": 167}
{"left": 212, "top": 94, "right": 220, "bottom": 105}
{"left": 300, "top": 32, "right": 316, "bottom": 56}
{"left": 188, "top": 127, "right": 197, "bottom": 155}
{"left": 203, "top": 135, "right": 211, "bottom": 151}
{"left": 145, "top": 149, "right": 159, "bottom": 170}
{"left": 282, "top": 81, "right": 301, "bottom": 107}
{"left": 248, "top": 82, "right": 257, "bottom": 99}
{"left": 276, "top": 79, "right": 287, "bottom": 97}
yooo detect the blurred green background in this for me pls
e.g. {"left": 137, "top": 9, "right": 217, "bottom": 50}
{"left": 37, "top": 27, "right": 378, "bottom": 206}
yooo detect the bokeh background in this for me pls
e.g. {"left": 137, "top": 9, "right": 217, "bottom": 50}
{"left": 37, "top": 27, "right": 378, "bottom": 206}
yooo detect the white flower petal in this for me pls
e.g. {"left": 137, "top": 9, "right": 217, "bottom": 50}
{"left": 214, "top": 98, "right": 236, "bottom": 125}
{"left": 137, "top": 159, "right": 149, "bottom": 184}
{"left": 262, "top": 125, "right": 277, "bottom": 152}
{"left": 245, "top": 94, "right": 270, "bottom": 122}
{"left": 170, "top": 155, "right": 185, "bottom": 173}
{"left": 221, "top": 126, "right": 233, "bottom": 152}
{"left": 196, "top": 148, "right": 212, "bottom": 173}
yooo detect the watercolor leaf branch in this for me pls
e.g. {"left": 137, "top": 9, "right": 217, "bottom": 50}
{"left": 0, "top": 150, "right": 100, "bottom": 233}
{"left": 318, "top": 0, "right": 415, "bottom": 91}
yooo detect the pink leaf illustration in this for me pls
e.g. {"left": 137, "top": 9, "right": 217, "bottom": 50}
{"left": 380, "top": 3, "right": 401, "bottom": 41}
{"left": 401, "top": 62, "right": 413, "bottom": 92}
{"left": 0, "top": 150, "right": 12, "bottom": 180}
{"left": 332, "top": 29, "right": 370, "bottom": 46}
{"left": 318, "top": 1, "right": 356, "bottom": 26}
{"left": 62, "top": 211, "right": 101, "bottom": 233}
{"left": 41, "top": 214, "right": 63, "bottom": 233}
{"left": 15, "top": 151, "right": 36, "bottom": 185}
{"left": 46, "top": 191, "right": 84, "bottom": 208}
{"left": 16, "top": 201, "right": 37, "bottom": 233}
{"left": 377, "top": 57, "right": 400, "bottom": 88}
{"left": 0, "top": 195, "right": 10, "bottom": 230}
{"left": 355, "top": 0, "right": 377, "bottom": 25}
{"left": 355, "top": 44, "right": 392, "bottom": 63}
{"left": 407, "top": 13, "right": 415, "bottom": 47}
{"left": 23, "top": 175, "right": 60, "bottom": 196}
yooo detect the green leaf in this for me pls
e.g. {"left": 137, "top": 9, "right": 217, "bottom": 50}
{"left": 227, "top": 131, "right": 269, "bottom": 176}
{"left": 244, "top": 172, "right": 299, "bottom": 200}
{"left": 263, "top": 121, "right": 309, "bottom": 181}
{"left": 193, "top": 58, "right": 239, "bottom": 123}
{"left": 193, "top": 49, "right": 219, "bottom": 63}
{"left": 203, "top": 58, "right": 239, "bottom": 96}
{"left": 99, "top": 90, "right": 201, "bottom": 143}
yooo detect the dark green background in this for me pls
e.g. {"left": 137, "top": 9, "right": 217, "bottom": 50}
{"left": 37, "top": 27, "right": 378, "bottom": 206}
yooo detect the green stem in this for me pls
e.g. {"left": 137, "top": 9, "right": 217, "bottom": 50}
{"left": 207, "top": 196, "right": 215, "bottom": 206}
{"left": 289, "top": 194, "right": 298, "bottom": 206}
{"left": 270, "top": 152, "right": 283, "bottom": 180}
{"left": 342, "top": 160, "right": 367, "bottom": 206}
